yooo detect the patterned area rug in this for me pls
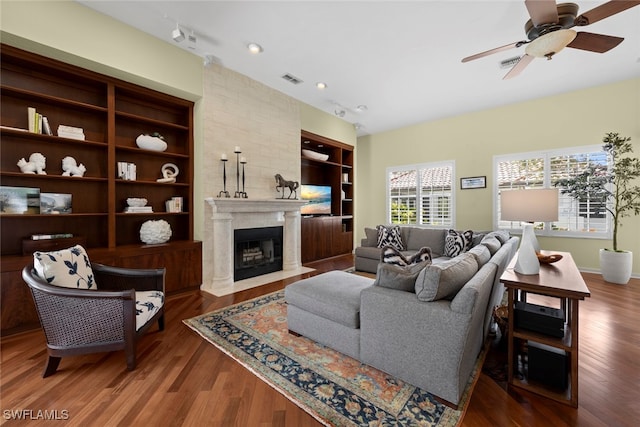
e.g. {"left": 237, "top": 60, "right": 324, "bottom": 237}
{"left": 184, "top": 290, "right": 483, "bottom": 426}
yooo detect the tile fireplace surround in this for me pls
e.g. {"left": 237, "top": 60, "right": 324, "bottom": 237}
{"left": 203, "top": 198, "right": 311, "bottom": 296}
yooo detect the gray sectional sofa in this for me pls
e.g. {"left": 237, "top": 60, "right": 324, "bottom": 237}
{"left": 285, "top": 226, "right": 518, "bottom": 406}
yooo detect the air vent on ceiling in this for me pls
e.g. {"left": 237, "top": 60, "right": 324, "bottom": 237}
{"left": 281, "top": 73, "right": 303, "bottom": 84}
{"left": 500, "top": 56, "right": 522, "bottom": 69}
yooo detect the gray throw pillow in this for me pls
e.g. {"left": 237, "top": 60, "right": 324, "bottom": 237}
{"left": 480, "top": 235, "right": 502, "bottom": 255}
{"left": 487, "top": 230, "right": 510, "bottom": 244}
{"left": 468, "top": 244, "right": 491, "bottom": 267}
{"left": 415, "top": 253, "right": 478, "bottom": 301}
{"left": 364, "top": 227, "right": 378, "bottom": 246}
{"left": 374, "top": 261, "right": 430, "bottom": 292}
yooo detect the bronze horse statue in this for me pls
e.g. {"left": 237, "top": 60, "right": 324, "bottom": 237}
{"left": 275, "top": 174, "right": 299, "bottom": 199}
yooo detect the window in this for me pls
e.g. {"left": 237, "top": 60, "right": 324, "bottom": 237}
{"left": 387, "top": 161, "right": 454, "bottom": 227}
{"left": 494, "top": 145, "right": 611, "bottom": 238}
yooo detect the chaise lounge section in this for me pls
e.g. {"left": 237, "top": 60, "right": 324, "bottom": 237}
{"left": 286, "top": 227, "right": 518, "bottom": 406}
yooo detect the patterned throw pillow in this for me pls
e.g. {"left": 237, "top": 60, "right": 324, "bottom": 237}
{"left": 33, "top": 244, "right": 96, "bottom": 289}
{"left": 381, "top": 246, "right": 433, "bottom": 266}
{"left": 444, "top": 229, "right": 473, "bottom": 258}
{"left": 376, "top": 225, "right": 404, "bottom": 250}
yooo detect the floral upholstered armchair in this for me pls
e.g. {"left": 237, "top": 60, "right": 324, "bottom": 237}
{"left": 22, "top": 245, "right": 165, "bottom": 377}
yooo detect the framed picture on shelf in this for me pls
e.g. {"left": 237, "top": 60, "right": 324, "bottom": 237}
{"left": 40, "top": 193, "right": 72, "bottom": 214}
{"left": 0, "top": 186, "right": 40, "bottom": 214}
{"left": 460, "top": 176, "right": 486, "bottom": 190}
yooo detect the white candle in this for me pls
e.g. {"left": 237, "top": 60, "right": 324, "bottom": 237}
{"left": 240, "top": 157, "right": 247, "bottom": 163}
{"left": 221, "top": 153, "right": 227, "bottom": 160}
{"left": 234, "top": 146, "right": 241, "bottom": 153}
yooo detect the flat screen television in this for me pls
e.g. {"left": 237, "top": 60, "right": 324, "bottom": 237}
{"left": 300, "top": 184, "right": 332, "bottom": 215}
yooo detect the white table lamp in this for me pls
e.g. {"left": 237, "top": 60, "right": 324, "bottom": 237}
{"left": 501, "top": 188, "right": 559, "bottom": 275}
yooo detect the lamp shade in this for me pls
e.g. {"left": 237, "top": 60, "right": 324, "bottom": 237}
{"left": 500, "top": 188, "right": 559, "bottom": 222}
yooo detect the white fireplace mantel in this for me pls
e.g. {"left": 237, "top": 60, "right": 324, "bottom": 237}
{"left": 203, "top": 197, "right": 308, "bottom": 296}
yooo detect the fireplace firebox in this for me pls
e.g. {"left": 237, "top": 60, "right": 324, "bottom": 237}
{"left": 234, "top": 226, "right": 283, "bottom": 281}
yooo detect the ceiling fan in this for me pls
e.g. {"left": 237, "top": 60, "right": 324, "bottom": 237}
{"left": 462, "top": 0, "right": 640, "bottom": 79}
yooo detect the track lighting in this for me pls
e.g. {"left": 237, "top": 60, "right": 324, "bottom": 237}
{"left": 172, "top": 23, "right": 185, "bottom": 42}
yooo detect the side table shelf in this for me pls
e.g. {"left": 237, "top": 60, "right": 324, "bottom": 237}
{"left": 501, "top": 251, "right": 590, "bottom": 408}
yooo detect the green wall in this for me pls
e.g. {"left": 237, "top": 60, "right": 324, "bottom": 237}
{"left": 357, "top": 78, "right": 640, "bottom": 274}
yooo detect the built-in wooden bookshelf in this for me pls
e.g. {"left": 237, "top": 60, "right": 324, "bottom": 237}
{"left": 300, "top": 130, "right": 354, "bottom": 263}
{"left": 0, "top": 44, "right": 201, "bottom": 336}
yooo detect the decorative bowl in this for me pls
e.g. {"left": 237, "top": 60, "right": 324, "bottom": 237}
{"left": 536, "top": 253, "right": 563, "bottom": 264}
{"left": 302, "top": 149, "right": 329, "bottom": 162}
{"left": 127, "top": 198, "right": 148, "bottom": 207}
{"left": 136, "top": 134, "right": 167, "bottom": 152}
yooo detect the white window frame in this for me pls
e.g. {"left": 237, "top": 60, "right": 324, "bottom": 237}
{"left": 386, "top": 160, "right": 455, "bottom": 228}
{"left": 493, "top": 145, "right": 612, "bottom": 239}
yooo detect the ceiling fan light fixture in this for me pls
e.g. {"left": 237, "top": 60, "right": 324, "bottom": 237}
{"left": 525, "top": 29, "right": 577, "bottom": 58}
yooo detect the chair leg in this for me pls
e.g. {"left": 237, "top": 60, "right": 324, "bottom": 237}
{"left": 158, "top": 314, "right": 165, "bottom": 331}
{"left": 42, "top": 356, "right": 61, "bottom": 378}
{"left": 126, "top": 351, "right": 136, "bottom": 371}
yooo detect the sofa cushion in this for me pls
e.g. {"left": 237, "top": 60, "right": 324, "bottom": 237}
{"left": 285, "top": 271, "right": 373, "bottom": 328}
{"left": 376, "top": 225, "right": 404, "bottom": 250}
{"left": 135, "top": 290, "right": 164, "bottom": 331}
{"left": 444, "top": 229, "right": 473, "bottom": 257}
{"left": 364, "top": 227, "right": 378, "bottom": 246}
{"left": 33, "top": 245, "right": 96, "bottom": 289}
{"left": 480, "top": 235, "right": 502, "bottom": 255}
{"left": 381, "top": 245, "right": 432, "bottom": 266}
{"left": 468, "top": 244, "right": 491, "bottom": 267}
{"left": 405, "top": 227, "right": 447, "bottom": 256}
{"left": 415, "top": 252, "right": 478, "bottom": 301}
{"left": 374, "top": 261, "right": 430, "bottom": 292}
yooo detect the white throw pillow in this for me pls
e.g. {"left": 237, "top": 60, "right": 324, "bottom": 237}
{"left": 33, "top": 245, "right": 96, "bottom": 289}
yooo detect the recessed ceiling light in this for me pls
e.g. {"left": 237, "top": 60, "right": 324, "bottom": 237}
{"left": 247, "top": 43, "right": 263, "bottom": 54}
{"left": 316, "top": 82, "right": 327, "bottom": 90}
{"left": 355, "top": 105, "right": 368, "bottom": 112}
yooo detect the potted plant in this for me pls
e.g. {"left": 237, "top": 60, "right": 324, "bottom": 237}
{"left": 554, "top": 132, "right": 640, "bottom": 284}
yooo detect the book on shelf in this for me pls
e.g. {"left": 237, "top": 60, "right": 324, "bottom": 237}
{"left": 31, "top": 233, "right": 74, "bottom": 240}
{"left": 57, "top": 124, "right": 85, "bottom": 140}
{"left": 42, "top": 116, "right": 53, "bottom": 136}
{"left": 124, "top": 206, "right": 153, "bottom": 213}
{"left": 117, "top": 162, "right": 137, "bottom": 180}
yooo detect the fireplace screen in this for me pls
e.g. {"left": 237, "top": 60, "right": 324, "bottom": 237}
{"left": 234, "top": 226, "right": 283, "bottom": 281}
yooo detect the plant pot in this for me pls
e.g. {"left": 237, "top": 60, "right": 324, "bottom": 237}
{"left": 599, "top": 249, "right": 633, "bottom": 285}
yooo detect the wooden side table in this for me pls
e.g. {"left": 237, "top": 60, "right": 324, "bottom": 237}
{"left": 500, "top": 251, "right": 590, "bottom": 407}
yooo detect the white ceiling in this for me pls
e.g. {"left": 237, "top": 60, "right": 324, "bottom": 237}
{"left": 77, "top": 1, "right": 640, "bottom": 136}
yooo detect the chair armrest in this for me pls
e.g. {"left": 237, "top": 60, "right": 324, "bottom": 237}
{"left": 91, "top": 263, "right": 165, "bottom": 293}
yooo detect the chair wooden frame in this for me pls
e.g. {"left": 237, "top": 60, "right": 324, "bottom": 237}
{"left": 22, "top": 263, "right": 165, "bottom": 377}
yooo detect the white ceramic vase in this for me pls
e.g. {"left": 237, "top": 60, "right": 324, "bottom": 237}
{"left": 599, "top": 249, "right": 632, "bottom": 285}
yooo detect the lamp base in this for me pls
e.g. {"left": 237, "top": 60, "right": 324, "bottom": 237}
{"left": 515, "top": 223, "right": 540, "bottom": 275}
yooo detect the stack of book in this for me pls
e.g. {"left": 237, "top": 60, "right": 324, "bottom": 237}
{"left": 124, "top": 206, "right": 153, "bottom": 213}
{"left": 31, "top": 233, "right": 73, "bottom": 240}
{"left": 57, "top": 124, "right": 85, "bottom": 140}
{"left": 27, "top": 107, "right": 53, "bottom": 135}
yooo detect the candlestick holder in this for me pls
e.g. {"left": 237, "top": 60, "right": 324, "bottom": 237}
{"left": 238, "top": 158, "right": 248, "bottom": 198}
{"left": 217, "top": 158, "right": 230, "bottom": 198}
{"left": 234, "top": 149, "right": 244, "bottom": 198}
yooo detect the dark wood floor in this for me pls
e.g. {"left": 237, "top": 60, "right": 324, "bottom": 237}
{"left": 1, "top": 254, "right": 638, "bottom": 426}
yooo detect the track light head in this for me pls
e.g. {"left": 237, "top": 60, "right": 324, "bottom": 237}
{"left": 172, "top": 25, "right": 185, "bottom": 42}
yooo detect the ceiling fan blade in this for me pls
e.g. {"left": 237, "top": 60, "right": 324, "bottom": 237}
{"left": 503, "top": 54, "right": 535, "bottom": 80}
{"left": 462, "top": 41, "right": 524, "bottom": 63}
{"left": 525, "top": 0, "right": 559, "bottom": 26}
{"left": 567, "top": 31, "right": 624, "bottom": 52}
{"left": 575, "top": 0, "right": 640, "bottom": 26}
